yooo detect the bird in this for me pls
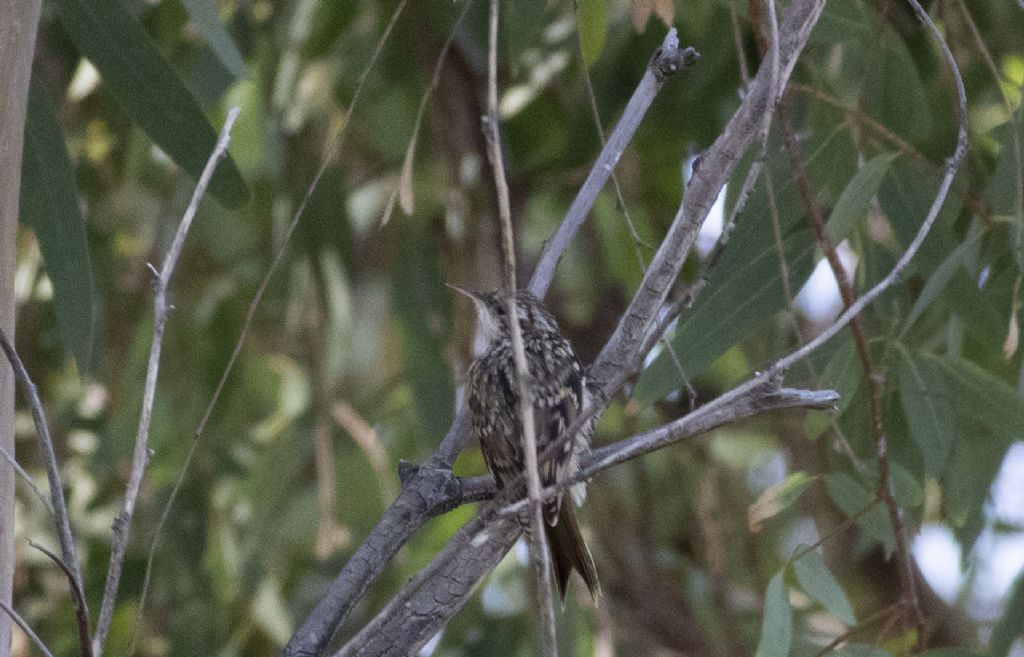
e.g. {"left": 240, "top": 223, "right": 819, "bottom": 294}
{"left": 452, "top": 285, "right": 600, "bottom": 602}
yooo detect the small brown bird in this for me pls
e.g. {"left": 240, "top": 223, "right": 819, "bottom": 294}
{"left": 453, "top": 286, "right": 599, "bottom": 602}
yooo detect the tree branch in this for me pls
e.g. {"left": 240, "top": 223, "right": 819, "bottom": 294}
{"left": 0, "top": 599, "right": 54, "bottom": 657}
{"left": 281, "top": 30, "right": 697, "bottom": 657}
{"left": 0, "top": 328, "right": 87, "bottom": 644}
{"left": 92, "top": 106, "right": 240, "bottom": 657}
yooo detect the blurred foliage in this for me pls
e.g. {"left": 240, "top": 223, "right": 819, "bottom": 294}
{"left": 9, "top": 0, "right": 1024, "bottom": 656}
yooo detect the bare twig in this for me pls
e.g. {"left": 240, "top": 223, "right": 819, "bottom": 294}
{"left": 482, "top": 0, "right": 557, "bottom": 651}
{"left": 93, "top": 106, "right": 241, "bottom": 657}
{"left": 0, "top": 599, "right": 54, "bottom": 657}
{"left": 811, "top": 601, "right": 903, "bottom": 657}
{"left": 146, "top": 5, "right": 410, "bottom": 652}
{"left": 528, "top": 29, "right": 698, "bottom": 297}
{"left": 0, "top": 327, "right": 85, "bottom": 624}
{"left": 28, "top": 540, "right": 91, "bottom": 657}
{"left": 0, "top": 442, "right": 52, "bottom": 514}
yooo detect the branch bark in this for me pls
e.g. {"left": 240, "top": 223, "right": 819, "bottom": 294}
{"left": 0, "top": 1, "right": 43, "bottom": 654}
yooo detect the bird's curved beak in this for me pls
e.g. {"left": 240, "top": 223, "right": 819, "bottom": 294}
{"left": 446, "top": 283, "right": 482, "bottom": 302}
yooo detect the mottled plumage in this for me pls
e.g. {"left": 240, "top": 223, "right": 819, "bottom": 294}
{"left": 456, "top": 287, "right": 599, "bottom": 601}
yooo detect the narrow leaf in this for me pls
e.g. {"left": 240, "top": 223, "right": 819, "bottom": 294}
{"left": 634, "top": 222, "right": 816, "bottom": 401}
{"left": 793, "top": 550, "right": 857, "bottom": 625}
{"left": 20, "top": 80, "right": 93, "bottom": 370}
{"left": 755, "top": 570, "right": 792, "bottom": 657}
{"left": 179, "top": 0, "right": 246, "bottom": 78}
{"left": 904, "top": 230, "right": 985, "bottom": 332}
{"left": 821, "top": 336, "right": 861, "bottom": 416}
{"left": 398, "top": 139, "right": 416, "bottom": 217}
{"left": 54, "top": 0, "right": 249, "bottom": 207}
{"left": 825, "top": 472, "right": 895, "bottom": 553}
{"left": 577, "top": 0, "right": 608, "bottom": 67}
{"left": 826, "top": 152, "right": 897, "bottom": 243}
{"left": 748, "top": 472, "right": 813, "bottom": 532}
{"left": 898, "top": 349, "right": 955, "bottom": 475}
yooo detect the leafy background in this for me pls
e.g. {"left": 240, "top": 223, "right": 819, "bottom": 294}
{"left": 9, "top": 0, "right": 1024, "bottom": 656}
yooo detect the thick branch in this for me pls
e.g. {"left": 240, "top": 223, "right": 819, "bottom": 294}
{"left": 351, "top": 384, "right": 836, "bottom": 656}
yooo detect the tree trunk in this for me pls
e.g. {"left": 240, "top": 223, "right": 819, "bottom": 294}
{"left": 0, "top": 2, "right": 42, "bottom": 655}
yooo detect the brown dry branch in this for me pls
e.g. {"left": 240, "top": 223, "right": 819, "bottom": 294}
{"left": 777, "top": 85, "right": 923, "bottom": 641}
{"left": 93, "top": 106, "right": 241, "bottom": 657}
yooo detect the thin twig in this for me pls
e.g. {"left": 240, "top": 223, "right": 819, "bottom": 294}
{"left": 528, "top": 30, "right": 698, "bottom": 298}
{"left": 574, "top": 7, "right": 694, "bottom": 404}
{"left": 28, "top": 540, "right": 91, "bottom": 657}
{"left": 93, "top": 106, "right": 241, "bottom": 657}
{"left": 0, "top": 327, "right": 85, "bottom": 625}
{"left": 140, "top": 2, "right": 410, "bottom": 649}
{"left": 0, "top": 442, "right": 52, "bottom": 514}
{"left": 0, "top": 599, "right": 55, "bottom": 657}
{"left": 482, "top": 0, "right": 557, "bottom": 651}
{"left": 811, "top": 601, "right": 903, "bottom": 657}
{"left": 379, "top": 0, "right": 473, "bottom": 227}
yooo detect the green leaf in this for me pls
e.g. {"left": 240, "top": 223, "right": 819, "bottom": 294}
{"left": 989, "top": 570, "right": 1024, "bottom": 657}
{"left": 821, "top": 336, "right": 861, "bottom": 416}
{"left": 898, "top": 348, "right": 955, "bottom": 475}
{"left": 20, "top": 80, "right": 93, "bottom": 370}
{"left": 179, "top": 0, "right": 246, "bottom": 78}
{"left": 825, "top": 471, "right": 894, "bottom": 553}
{"left": 793, "top": 549, "right": 856, "bottom": 625}
{"left": 826, "top": 152, "right": 898, "bottom": 242}
{"left": 576, "top": 0, "right": 608, "bottom": 67}
{"left": 748, "top": 472, "right": 814, "bottom": 532}
{"left": 903, "top": 229, "right": 985, "bottom": 332}
{"left": 754, "top": 570, "right": 792, "bottom": 657}
{"left": 870, "top": 31, "right": 932, "bottom": 142}
{"left": 54, "top": 0, "right": 249, "bottom": 208}
{"left": 931, "top": 355, "right": 1018, "bottom": 552}
{"left": 634, "top": 221, "right": 815, "bottom": 401}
